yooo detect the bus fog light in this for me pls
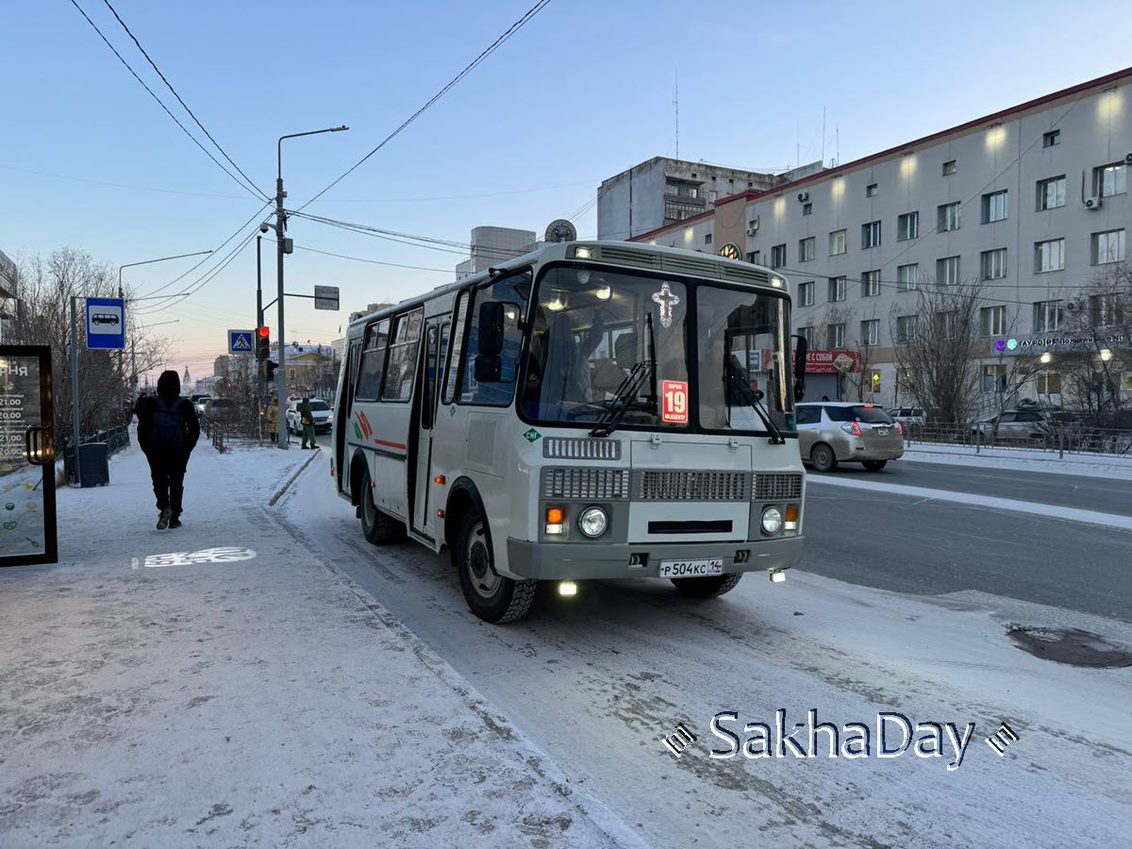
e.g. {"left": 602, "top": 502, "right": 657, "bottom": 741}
{"left": 578, "top": 506, "right": 608, "bottom": 538}
{"left": 558, "top": 581, "right": 578, "bottom": 597}
{"left": 769, "top": 570, "right": 787, "bottom": 584}
{"left": 761, "top": 506, "right": 783, "bottom": 535}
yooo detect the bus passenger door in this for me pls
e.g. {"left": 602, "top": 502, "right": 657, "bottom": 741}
{"left": 412, "top": 318, "right": 448, "bottom": 539}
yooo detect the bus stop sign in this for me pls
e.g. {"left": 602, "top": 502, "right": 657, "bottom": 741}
{"left": 85, "top": 297, "right": 125, "bottom": 350}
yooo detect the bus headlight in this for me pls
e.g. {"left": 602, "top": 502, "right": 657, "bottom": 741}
{"left": 761, "top": 506, "right": 783, "bottom": 535}
{"left": 577, "top": 506, "right": 608, "bottom": 538}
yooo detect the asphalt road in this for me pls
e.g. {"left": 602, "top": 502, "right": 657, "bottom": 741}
{"left": 815, "top": 458, "right": 1132, "bottom": 517}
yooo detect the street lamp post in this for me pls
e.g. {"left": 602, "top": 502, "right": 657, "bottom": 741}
{"left": 273, "top": 125, "right": 348, "bottom": 449}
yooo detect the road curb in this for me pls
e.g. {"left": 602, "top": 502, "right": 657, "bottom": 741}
{"left": 268, "top": 448, "right": 321, "bottom": 506}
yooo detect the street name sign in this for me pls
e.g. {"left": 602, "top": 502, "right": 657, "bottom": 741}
{"left": 314, "top": 285, "right": 340, "bottom": 311}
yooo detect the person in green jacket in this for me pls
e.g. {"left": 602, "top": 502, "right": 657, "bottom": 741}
{"left": 299, "top": 397, "right": 317, "bottom": 449}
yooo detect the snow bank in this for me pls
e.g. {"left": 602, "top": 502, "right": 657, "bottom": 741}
{"left": 901, "top": 442, "right": 1132, "bottom": 479}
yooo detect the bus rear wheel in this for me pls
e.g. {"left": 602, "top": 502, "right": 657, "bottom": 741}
{"left": 672, "top": 573, "right": 743, "bottom": 598}
{"left": 456, "top": 510, "right": 536, "bottom": 624}
{"left": 361, "top": 467, "right": 402, "bottom": 545}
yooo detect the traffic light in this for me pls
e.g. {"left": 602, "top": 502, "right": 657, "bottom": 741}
{"left": 264, "top": 360, "right": 278, "bottom": 383}
{"left": 257, "top": 326, "right": 271, "bottom": 361}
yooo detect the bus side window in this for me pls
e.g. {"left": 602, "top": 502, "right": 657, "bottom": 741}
{"left": 442, "top": 291, "right": 470, "bottom": 405}
{"left": 459, "top": 271, "right": 530, "bottom": 406}
{"left": 355, "top": 319, "right": 390, "bottom": 401}
{"left": 381, "top": 309, "right": 424, "bottom": 402}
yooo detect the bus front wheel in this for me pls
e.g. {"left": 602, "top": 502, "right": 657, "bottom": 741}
{"left": 672, "top": 573, "right": 743, "bottom": 598}
{"left": 456, "top": 510, "right": 536, "bottom": 624}
{"left": 361, "top": 467, "right": 402, "bottom": 545}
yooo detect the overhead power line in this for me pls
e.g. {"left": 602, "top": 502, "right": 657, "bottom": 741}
{"left": 100, "top": 0, "right": 267, "bottom": 201}
{"left": 67, "top": 0, "right": 265, "bottom": 201}
{"left": 296, "top": 0, "right": 553, "bottom": 211}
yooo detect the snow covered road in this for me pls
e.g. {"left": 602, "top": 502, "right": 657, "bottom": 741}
{"left": 279, "top": 451, "right": 1132, "bottom": 849}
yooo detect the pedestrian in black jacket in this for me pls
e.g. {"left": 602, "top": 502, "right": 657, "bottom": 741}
{"left": 136, "top": 370, "right": 200, "bottom": 529}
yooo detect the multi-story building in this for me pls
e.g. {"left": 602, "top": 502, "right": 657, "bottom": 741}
{"left": 627, "top": 67, "right": 1132, "bottom": 414}
{"left": 597, "top": 157, "right": 821, "bottom": 242}
{"left": 456, "top": 226, "right": 539, "bottom": 279}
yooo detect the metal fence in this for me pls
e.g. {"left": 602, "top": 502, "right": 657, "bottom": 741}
{"left": 904, "top": 422, "right": 1132, "bottom": 457}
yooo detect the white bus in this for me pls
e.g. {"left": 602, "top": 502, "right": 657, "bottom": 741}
{"left": 331, "top": 240, "right": 809, "bottom": 623}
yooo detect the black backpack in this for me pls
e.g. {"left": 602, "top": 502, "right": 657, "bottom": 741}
{"left": 152, "top": 398, "right": 185, "bottom": 448}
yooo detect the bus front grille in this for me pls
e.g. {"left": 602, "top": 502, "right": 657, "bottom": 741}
{"left": 752, "top": 473, "right": 803, "bottom": 500}
{"left": 542, "top": 468, "right": 631, "bottom": 500}
{"left": 633, "top": 470, "right": 750, "bottom": 501}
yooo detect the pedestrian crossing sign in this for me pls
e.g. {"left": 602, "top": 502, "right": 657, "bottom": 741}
{"left": 228, "top": 330, "right": 254, "bottom": 355}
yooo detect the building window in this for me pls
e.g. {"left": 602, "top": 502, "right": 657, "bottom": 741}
{"left": 1089, "top": 294, "right": 1123, "bottom": 327}
{"left": 861, "top": 319, "right": 880, "bottom": 346}
{"left": 665, "top": 201, "right": 701, "bottom": 221}
{"left": 862, "top": 220, "right": 881, "bottom": 249}
{"left": 937, "top": 202, "right": 961, "bottom": 232}
{"left": 802, "top": 202, "right": 813, "bottom": 216}
{"left": 829, "top": 229, "right": 847, "bottom": 256}
{"left": 1033, "top": 300, "right": 1063, "bottom": 332}
{"left": 828, "top": 323, "right": 845, "bottom": 348}
{"left": 828, "top": 276, "right": 846, "bottom": 302}
{"left": 1043, "top": 130, "right": 1060, "bottom": 148}
{"left": 981, "top": 248, "right": 1008, "bottom": 280}
{"left": 895, "top": 314, "right": 917, "bottom": 343}
{"left": 942, "top": 160, "right": 957, "bottom": 176}
{"left": 1037, "top": 176, "right": 1066, "bottom": 210}
{"left": 798, "top": 325, "right": 815, "bottom": 348}
{"left": 866, "top": 183, "right": 878, "bottom": 197}
{"left": 861, "top": 270, "right": 880, "bottom": 297}
{"left": 897, "top": 263, "right": 919, "bottom": 291}
{"left": 798, "top": 281, "right": 814, "bottom": 306}
{"left": 1036, "top": 371, "right": 1062, "bottom": 395}
{"left": 935, "top": 310, "right": 958, "bottom": 338}
{"left": 982, "top": 364, "right": 1007, "bottom": 393}
{"left": 799, "top": 237, "right": 815, "bottom": 262}
{"left": 704, "top": 233, "right": 713, "bottom": 245}
{"left": 980, "top": 305, "right": 1006, "bottom": 336}
{"left": 1094, "top": 162, "right": 1127, "bottom": 197}
{"left": 936, "top": 255, "right": 961, "bottom": 286}
{"left": 1092, "top": 229, "right": 1125, "bottom": 265}
{"left": 1035, "top": 238, "right": 1065, "bottom": 273}
{"left": 897, "top": 211, "right": 919, "bottom": 241}
{"left": 770, "top": 244, "right": 787, "bottom": 268}
{"left": 982, "top": 190, "right": 1008, "bottom": 223}
{"left": 746, "top": 250, "right": 762, "bottom": 265}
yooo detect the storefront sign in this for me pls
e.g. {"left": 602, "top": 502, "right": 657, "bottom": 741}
{"left": 997, "top": 332, "right": 1129, "bottom": 355}
{"left": 803, "top": 350, "right": 861, "bottom": 374}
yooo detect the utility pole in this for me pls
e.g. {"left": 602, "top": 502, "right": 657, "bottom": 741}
{"left": 70, "top": 296, "right": 82, "bottom": 486}
{"left": 256, "top": 235, "right": 264, "bottom": 414}
{"left": 274, "top": 125, "right": 349, "bottom": 449}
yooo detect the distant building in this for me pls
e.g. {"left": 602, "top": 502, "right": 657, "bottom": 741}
{"left": 456, "top": 226, "right": 538, "bottom": 279}
{"left": 0, "top": 249, "right": 16, "bottom": 300}
{"left": 596, "top": 157, "right": 821, "bottom": 241}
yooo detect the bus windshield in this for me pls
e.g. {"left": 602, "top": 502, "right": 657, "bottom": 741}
{"left": 519, "top": 265, "right": 793, "bottom": 433}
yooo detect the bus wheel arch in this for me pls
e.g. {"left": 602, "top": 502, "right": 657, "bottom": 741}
{"left": 349, "top": 450, "right": 369, "bottom": 507}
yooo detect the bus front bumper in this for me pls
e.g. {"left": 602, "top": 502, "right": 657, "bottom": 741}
{"left": 504, "top": 536, "right": 803, "bottom": 581}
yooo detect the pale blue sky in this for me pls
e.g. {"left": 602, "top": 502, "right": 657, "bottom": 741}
{"left": 4, "top": 0, "right": 1130, "bottom": 378}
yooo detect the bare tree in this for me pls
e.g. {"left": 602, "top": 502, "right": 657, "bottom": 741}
{"left": 889, "top": 278, "right": 982, "bottom": 423}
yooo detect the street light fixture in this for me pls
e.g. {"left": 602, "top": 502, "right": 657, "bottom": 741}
{"left": 273, "top": 125, "right": 349, "bottom": 449}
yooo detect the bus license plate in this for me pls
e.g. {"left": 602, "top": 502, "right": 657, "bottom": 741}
{"left": 658, "top": 558, "right": 724, "bottom": 578}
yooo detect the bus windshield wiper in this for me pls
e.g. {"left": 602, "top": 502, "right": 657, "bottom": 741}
{"left": 726, "top": 356, "right": 785, "bottom": 444}
{"left": 590, "top": 360, "right": 653, "bottom": 437}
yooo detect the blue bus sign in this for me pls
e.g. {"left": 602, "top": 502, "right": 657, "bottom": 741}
{"left": 86, "top": 298, "right": 125, "bottom": 350}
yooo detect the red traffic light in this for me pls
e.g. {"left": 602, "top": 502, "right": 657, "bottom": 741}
{"left": 258, "top": 326, "right": 270, "bottom": 337}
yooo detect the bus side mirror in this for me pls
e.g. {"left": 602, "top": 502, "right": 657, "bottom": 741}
{"left": 474, "top": 354, "right": 502, "bottom": 383}
{"left": 477, "top": 301, "right": 505, "bottom": 357}
{"left": 791, "top": 334, "right": 808, "bottom": 403}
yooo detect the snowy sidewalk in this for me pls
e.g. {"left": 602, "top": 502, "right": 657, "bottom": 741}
{"left": 0, "top": 436, "right": 635, "bottom": 848}
{"left": 901, "top": 441, "right": 1132, "bottom": 479}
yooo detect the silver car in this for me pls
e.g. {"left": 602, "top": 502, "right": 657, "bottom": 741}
{"left": 796, "top": 402, "right": 904, "bottom": 472}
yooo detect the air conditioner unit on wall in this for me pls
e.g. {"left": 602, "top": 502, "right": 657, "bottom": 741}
{"left": 746, "top": 217, "right": 760, "bottom": 236}
{"left": 797, "top": 191, "right": 809, "bottom": 202}
{"left": 1084, "top": 196, "right": 1102, "bottom": 209}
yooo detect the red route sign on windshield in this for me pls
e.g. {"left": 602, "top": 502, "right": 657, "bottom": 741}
{"left": 661, "top": 380, "right": 689, "bottom": 424}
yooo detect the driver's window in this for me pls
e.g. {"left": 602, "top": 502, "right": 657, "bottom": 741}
{"left": 459, "top": 270, "right": 531, "bottom": 406}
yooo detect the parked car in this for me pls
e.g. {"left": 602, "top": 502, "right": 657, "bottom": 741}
{"left": 796, "top": 402, "right": 904, "bottom": 472}
{"left": 970, "top": 409, "right": 1046, "bottom": 441}
{"left": 286, "top": 399, "right": 333, "bottom": 434}
{"left": 887, "top": 406, "right": 926, "bottom": 428}
{"left": 190, "top": 394, "right": 212, "bottom": 415}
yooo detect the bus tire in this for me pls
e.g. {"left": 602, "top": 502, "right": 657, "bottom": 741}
{"left": 456, "top": 510, "right": 536, "bottom": 624}
{"left": 810, "top": 442, "right": 837, "bottom": 473}
{"left": 672, "top": 573, "right": 743, "bottom": 598}
{"left": 360, "top": 466, "right": 401, "bottom": 545}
